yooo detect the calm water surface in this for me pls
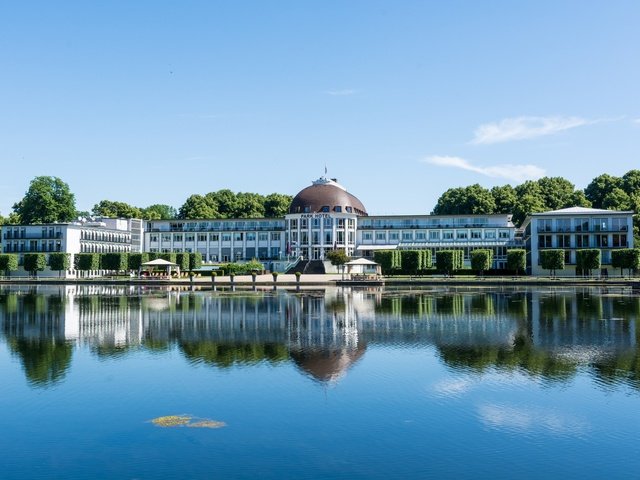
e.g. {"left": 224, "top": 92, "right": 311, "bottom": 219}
{"left": 1, "top": 285, "right": 640, "bottom": 479}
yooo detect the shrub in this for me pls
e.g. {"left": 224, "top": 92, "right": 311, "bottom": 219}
{"left": 24, "top": 253, "right": 47, "bottom": 276}
{"left": 575, "top": 249, "right": 601, "bottom": 277}
{"left": 540, "top": 250, "right": 565, "bottom": 277}
{"left": 48, "top": 253, "right": 70, "bottom": 277}
{"left": 507, "top": 249, "right": 526, "bottom": 275}
{"left": 0, "top": 254, "right": 19, "bottom": 275}
{"left": 470, "top": 249, "right": 493, "bottom": 275}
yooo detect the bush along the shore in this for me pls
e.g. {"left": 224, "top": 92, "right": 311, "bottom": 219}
{"left": 611, "top": 248, "right": 640, "bottom": 277}
{"left": 507, "top": 249, "right": 526, "bottom": 275}
{"left": 0, "top": 254, "right": 19, "bottom": 276}
{"left": 540, "top": 249, "right": 565, "bottom": 277}
{"left": 576, "top": 249, "right": 601, "bottom": 277}
{"left": 23, "top": 253, "right": 47, "bottom": 277}
{"left": 48, "top": 253, "right": 70, "bottom": 278}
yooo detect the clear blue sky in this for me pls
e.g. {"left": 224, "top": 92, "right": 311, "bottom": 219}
{"left": 1, "top": 1, "right": 639, "bottom": 216}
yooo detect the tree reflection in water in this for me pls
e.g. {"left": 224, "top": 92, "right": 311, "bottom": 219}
{"left": 0, "top": 285, "right": 639, "bottom": 389}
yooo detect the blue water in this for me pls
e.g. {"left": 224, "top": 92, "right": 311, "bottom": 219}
{"left": 1, "top": 285, "right": 639, "bottom": 479}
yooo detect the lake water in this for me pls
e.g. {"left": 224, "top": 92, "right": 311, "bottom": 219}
{"left": 1, "top": 285, "right": 640, "bottom": 479}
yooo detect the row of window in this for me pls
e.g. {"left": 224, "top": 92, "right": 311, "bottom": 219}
{"left": 160, "top": 221, "right": 285, "bottom": 231}
{"left": 4, "top": 241, "right": 62, "bottom": 253}
{"left": 361, "top": 229, "right": 512, "bottom": 242}
{"left": 359, "top": 217, "right": 500, "bottom": 229}
{"left": 81, "top": 230, "right": 130, "bottom": 243}
{"left": 80, "top": 243, "right": 130, "bottom": 253}
{"left": 148, "top": 247, "right": 281, "bottom": 262}
{"left": 149, "top": 232, "right": 282, "bottom": 243}
{"left": 537, "top": 250, "right": 613, "bottom": 266}
{"left": 537, "top": 234, "right": 628, "bottom": 249}
{"left": 288, "top": 230, "right": 351, "bottom": 245}
{"left": 288, "top": 218, "right": 355, "bottom": 229}
{"left": 536, "top": 217, "right": 628, "bottom": 233}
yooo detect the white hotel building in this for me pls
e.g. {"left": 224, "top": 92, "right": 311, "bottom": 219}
{"left": 144, "top": 176, "right": 520, "bottom": 271}
{"left": 521, "top": 207, "right": 635, "bottom": 276}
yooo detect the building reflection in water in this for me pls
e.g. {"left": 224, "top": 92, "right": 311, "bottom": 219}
{"left": 0, "top": 285, "right": 638, "bottom": 388}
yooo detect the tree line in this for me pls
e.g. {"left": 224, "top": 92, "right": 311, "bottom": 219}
{"left": 432, "top": 170, "right": 640, "bottom": 230}
{"left": 0, "top": 176, "right": 292, "bottom": 224}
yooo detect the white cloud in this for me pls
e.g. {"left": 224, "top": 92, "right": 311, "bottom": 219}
{"left": 478, "top": 404, "right": 590, "bottom": 436}
{"left": 424, "top": 155, "right": 545, "bottom": 182}
{"left": 325, "top": 89, "right": 357, "bottom": 96}
{"left": 633, "top": 118, "right": 640, "bottom": 125}
{"left": 472, "top": 116, "right": 592, "bottom": 144}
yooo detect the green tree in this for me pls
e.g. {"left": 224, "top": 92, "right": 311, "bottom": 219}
{"left": 101, "top": 253, "right": 129, "bottom": 272}
{"left": 622, "top": 169, "right": 640, "bottom": 197}
{"left": 142, "top": 204, "right": 177, "bottom": 220}
{"left": 0, "top": 254, "right": 19, "bottom": 275}
{"left": 208, "top": 189, "right": 238, "bottom": 218}
{"left": 401, "top": 250, "right": 421, "bottom": 276}
{"left": 374, "top": 251, "right": 394, "bottom": 275}
{"left": 264, "top": 193, "right": 293, "bottom": 217}
{"left": 602, "top": 188, "right": 632, "bottom": 210}
{"left": 23, "top": 253, "right": 47, "bottom": 277}
{"left": 12, "top": 176, "right": 76, "bottom": 224}
{"left": 585, "top": 174, "right": 622, "bottom": 208}
{"left": 540, "top": 249, "right": 565, "bottom": 277}
{"left": 506, "top": 249, "right": 526, "bottom": 275}
{"left": 235, "top": 192, "right": 266, "bottom": 218}
{"left": 568, "top": 190, "right": 592, "bottom": 208}
{"left": 470, "top": 249, "right": 493, "bottom": 275}
{"left": 436, "top": 250, "right": 463, "bottom": 276}
{"left": 432, "top": 184, "right": 496, "bottom": 215}
{"left": 612, "top": 249, "right": 640, "bottom": 277}
{"left": 536, "top": 177, "right": 577, "bottom": 211}
{"left": 512, "top": 192, "right": 547, "bottom": 226}
{"left": 75, "top": 253, "right": 101, "bottom": 273}
{"left": 128, "top": 253, "right": 149, "bottom": 272}
{"left": 575, "top": 249, "right": 601, "bottom": 277}
{"left": 189, "top": 252, "right": 203, "bottom": 271}
{"left": 175, "top": 253, "right": 191, "bottom": 272}
{"left": 92, "top": 200, "right": 142, "bottom": 219}
{"left": 491, "top": 185, "right": 518, "bottom": 214}
{"left": 178, "top": 194, "right": 219, "bottom": 219}
{"left": 48, "top": 253, "right": 70, "bottom": 277}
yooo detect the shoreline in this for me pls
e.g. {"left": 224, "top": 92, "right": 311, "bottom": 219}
{"left": 0, "top": 274, "right": 638, "bottom": 289}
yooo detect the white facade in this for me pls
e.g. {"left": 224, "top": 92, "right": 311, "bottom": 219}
{"left": 1, "top": 220, "right": 136, "bottom": 277}
{"left": 521, "top": 207, "right": 635, "bottom": 276}
{"left": 356, "top": 214, "right": 518, "bottom": 269}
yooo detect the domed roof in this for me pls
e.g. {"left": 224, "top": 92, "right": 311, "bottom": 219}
{"left": 289, "top": 177, "right": 367, "bottom": 215}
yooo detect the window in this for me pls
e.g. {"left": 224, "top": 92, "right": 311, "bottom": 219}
{"left": 456, "top": 231, "right": 468, "bottom": 240}
{"left": 185, "top": 234, "right": 194, "bottom": 242}
{"left": 312, "top": 218, "right": 320, "bottom": 228}
{"left": 290, "top": 219, "right": 298, "bottom": 229}
{"left": 161, "top": 234, "right": 171, "bottom": 242}
{"left": 222, "top": 234, "right": 231, "bottom": 242}
{"left": 499, "top": 230, "right": 510, "bottom": 239}
{"left": 363, "top": 232, "right": 373, "bottom": 240}
{"left": 210, "top": 233, "right": 219, "bottom": 242}
{"left": 595, "top": 234, "right": 609, "bottom": 247}
{"left": 416, "top": 231, "right": 426, "bottom": 240}
{"left": 271, "top": 247, "right": 280, "bottom": 258}
{"left": 565, "top": 250, "right": 572, "bottom": 265}
{"left": 334, "top": 206, "right": 342, "bottom": 212}
{"left": 271, "top": 232, "right": 280, "bottom": 241}
{"left": 613, "top": 234, "right": 627, "bottom": 247}
{"left": 246, "top": 232, "right": 256, "bottom": 241}
{"left": 234, "top": 233, "right": 243, "bottom": 241}
{"left": 325, "top": 231, "right": 333, "bottom": 243}
{"left": 429, "top": 231, "right": 440, "bottom": 240}
{"left": 471, "top": 230, "right": 481, "bottom": 239}
{"left": 301, "top": 232, "right": 308, "bottom": 243}
{"left": 538, "top": 235, "right": 552, "bottom": 248}
{"left": 555, "top": 219, "right": 571, "bottom": 232}
{"left": 312, "top": 231, "right": 320, "bottom": 244}
{"left": 402, "top": 231, "right": 413, "bottom": 241}
{"left": 150, "top": 234, "right": 158, "bottom": 242}
{"left": 443, "top": 231, "right": 453, "bottom": 240}
{"left": 324, "top": 218, "right": 332, "bottom": 228}
{"left": 389, "top": 232, "right": 399, "bottom": 241}
{"left": 593, "top": 218, "right": 608, "bottom": 232}
{"left": 575, "top": 219, "right": 590, "bottom": 232}
{"left": 321, "top": 206, "right": 330, "bottom": 212}
{"left": 337, "top": 219, "right": 345, "bottom": 228}
{"left": 576, "top": 235, "right": 589, "bottom": 248}
{"left": 612, "top": 218, "right": 627, "bottom": 231}
{"left": 538, "top": 219, "right": 552, "bottom": 232}
{"left": 259, "top": 233, "right": 268, "bottom": 241}
{"left": 376, "top": 232, "right": 386, "bottom": 241}
{"left": 557, "top": 234, "right": 570, "bottom": 248}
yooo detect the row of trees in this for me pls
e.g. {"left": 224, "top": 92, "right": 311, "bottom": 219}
{"left": 432, "top": 170, "right": 640, "bottom": 228}
{"left": 1, "top": 176, "right": 293, "bottom": 225}
{"left": 539, "top": 248, "right": 640, "bottom": 277}
{"left": 372, "top": 249, "right": 527, "bottom": 276}
{"left": 0, "top": 252, "right": 204, "bottom": 277}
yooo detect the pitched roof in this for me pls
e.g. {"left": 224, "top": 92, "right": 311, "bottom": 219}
{"left": 531, "top": 206, "right": 633, "bottom": 216}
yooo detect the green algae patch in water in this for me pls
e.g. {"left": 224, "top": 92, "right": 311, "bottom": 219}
{"left": 149, "top": 415, "right": 227, "bottom": 429}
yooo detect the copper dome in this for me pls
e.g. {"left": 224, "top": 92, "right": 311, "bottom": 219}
{"left": 288, "top": 177, "right": 367, "bottom": 215}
